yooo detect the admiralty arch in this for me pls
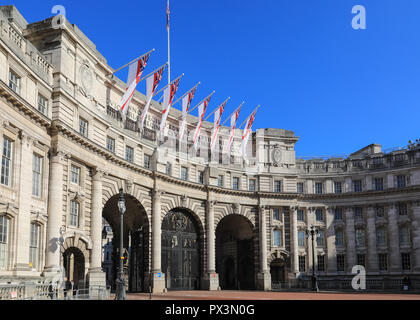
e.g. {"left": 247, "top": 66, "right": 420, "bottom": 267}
{"left": 0, "top": 6, "right": 419, "bottom": 293}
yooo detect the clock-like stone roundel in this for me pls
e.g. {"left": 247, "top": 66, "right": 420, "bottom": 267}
{"left": 272, "top": 147, "right": 282, "bottom": 165}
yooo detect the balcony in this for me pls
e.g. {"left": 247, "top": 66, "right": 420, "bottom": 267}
{"left": 142, "top": 127, "right": 156, "bottom": 142}
{"left": 124, "top": 118, "right": 139, "bottom": 132}
{"left": 106, "top": 105, "right": 122, "bottom": 121}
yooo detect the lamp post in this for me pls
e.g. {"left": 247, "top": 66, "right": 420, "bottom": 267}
{"left": 306, "top": 225, "right": 319, "bottom": 292}
{"left": 115, "top": 188, "right": 126, "bottom": 300}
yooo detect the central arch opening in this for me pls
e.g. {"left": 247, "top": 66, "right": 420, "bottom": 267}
{"left": 161, "top": 208, "right": 201, "bottom": 290}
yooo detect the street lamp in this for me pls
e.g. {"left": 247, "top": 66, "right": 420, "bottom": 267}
{"left": 306, "top": 225, "right": 319, "bottom": 292}
{"left": 115, "top": 188, "right": 126, "bottom": 300}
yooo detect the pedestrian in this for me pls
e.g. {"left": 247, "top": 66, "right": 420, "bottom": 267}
{"left": 65, "top": 278, "right": 72, "bottom": 299}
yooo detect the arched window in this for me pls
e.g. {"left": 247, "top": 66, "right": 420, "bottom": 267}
{"left": 0, "top": 215, "right": 10, "bottom": 270}
{"left": 29, "top": 222, "right": 41, "bottom": 270}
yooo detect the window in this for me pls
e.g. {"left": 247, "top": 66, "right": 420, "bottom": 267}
{"left": 374, "top": 178, "right": 384, "bottom": 191}
{"left": 376, "top": 228, "right": 386, "bottom": 246}
{"left": 353, "top": 180, "right": 362, "bottom": 192}
{"left": 315, "top": 209, "right": 323, "bottom": 221}
{"left": 317, "top": 255, "right": 325, "bottom": 272}
{"left": 233, "top": 177, "right": 239, "bottom": 190}
{"left": 79, "top": 118, "right": 88, "bottom": 137}
{"left": 357, "top": 254, "right": 365, "bottom": 267}
{"left": 273, "top": 209, "right": 280, "bottom": 221}
{"left": 9, "top": 70, "right": 20, "bottom": 93}
{"left": 354, "top": 207, "right": 363, "bottom": 220}
{"left": 273, "top": 229, "right": 282, "bottom": 246}
{"left": 249, "top": 179, "right": 256, "bottom": 192}
{"left": 334, "top": 208, "right": 343, "bottom": 221}
{"left": 70, "top": 165, "right": 80, "bottom": 185}
{"left": 297, "top": 182, "right": 304, "bottom": 194}
{"left": 317, "top": 230, "right": 325, "bottom": 247}
{"left": 165, "top": 163, "right": 172, "bottom": 176}
{"left": 69, "top": 200, "right": 79, "bottom": 227}
{"left": 217, "top": 175, "right": 223, "bottom": 187}
{"left": 315, "top": 182, "right": 323, "bottom": 194}
{"left": 106, "top": 136, "right": 115, "bottom": 153}
{"left": 356, "top": 228, "right": 365, "bottom": 247}
{"left": 181, "top": 167, "right": 188, "bottom": 181}
{"left": 0, "top": 216, "right": 9, "bottom": 269}
{"left": 298, "top": 256, "right": 306, "bottom": 272}
{"left": 334, "top": 181, "right": 342, "bottom": 194}
{"left": 1, "top": 137, "right": 13, "bottom": 186}
{"left": 397, "top": 175, "right": 406, "bottom": 188}
{"left": 29, "top": 223, "right": 40, "bottom": 270}
{"left": 298, "top": 231, "right": 305, "bottom": 247}
{"left": 335, "top": 230, "right": 344, "bottom": 247}
{"left": 399, "top": 226, "right": 410, "bottom": 246}
{"left": 297, "top": 209, "right": 304, "bottom": 221}
{"left": 38, "top": 94, "right": 48, "bottom": 115}
{"left": 32, "top": 154, "right": 43, "bottom": 197}
{"left": 274, "top": 180, "right": 281, "bottom": 193}
{"left": 376, "top": 206, "right": 384, "bottom": 218}
{"left": 378, "top": 253, "right": 388, "bottom": 271}
{"left": 337, "top": 254, "right": 345, "bottom": 272}
{"left": 373, "top": 157, "right": 383, "bottom": 165}
{"left": 198, "top": 171, "right": 204, "bottom": 184}
{"left": 144, "top": 154, "right": 151, "bottom": 169}
{"left": 401, "top": 253, "right": 411, "bottom": 270}
{"left": 398, "top": 203, "right": 408, "bottom": 216}
{"left": 125, "top": 146, "right": 134, "bottom": 162}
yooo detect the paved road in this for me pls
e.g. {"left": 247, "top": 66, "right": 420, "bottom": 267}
{"left": 117, "top": 290, "right": 420, "bottom": 300}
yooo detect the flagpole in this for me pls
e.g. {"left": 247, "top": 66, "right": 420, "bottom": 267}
{"left": 107, "top": 49, "right": 155, "bottom": 76}
{"left": 154, "top": 73, "right": 184, "bottom": 97}
{"left": 167, "top": 0, "right": 171, "bottom": 85}
{"left": 203, "top": 97, "right": 230, "bottom": 121}
{"left": 137, "top": 63, "right": 168, "bottom": 84}
{"left": 237, "top": 105, "right": 260, "bottom": 129}
{"left": 172, "top": 82, "right": 200, "bottom": 106}
{"left": 220, "top": 101, "right": 244, "bottom": 127}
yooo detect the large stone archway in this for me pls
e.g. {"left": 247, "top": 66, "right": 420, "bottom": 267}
{"left": 102, "top": 192, "right": 150, "bottom": 292}
{"left": 215, "top": 214, "right": 256, "bottom": 290}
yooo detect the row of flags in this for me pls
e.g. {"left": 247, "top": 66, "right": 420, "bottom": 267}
{"left": 117, "top": 53, "right": 259, "bottom": 159}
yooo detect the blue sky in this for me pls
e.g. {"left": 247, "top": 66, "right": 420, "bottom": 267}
{"left": 7, "top": 0, "right": 420, "bottom": 157}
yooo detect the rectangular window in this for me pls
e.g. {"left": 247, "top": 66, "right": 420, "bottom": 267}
{"left": 0, "top": 216, "right": 9, "bottom": 270}
{"left": 249, "top": 179, "right": 256, "bottom": 192}
{"left": 298, "top": 256, "right": 306, "bottom": 272}
{"left": 316, "top": 230, "right": 325, "bottom": 247}
{"left": 297, "top": 209, "right": 304, "bottom": 221}
{"left": 298, "top": 231, "right": 305, "bottom": 247}
{"left": 376, "top": 228, "right": 386, "bottom": 246}
{"left": 198, "top": 171, "right": 204, "bottom": 184}
{"left": 233, "top": 177, "right": 239, "bottom": 190}
{"left": 69, "top": 200, "right": 79, "bottom": 227}
{"left": 374, "top": 178, "right": 384, "bottom": 191}
{"left": 166, "top": 163, "right": 172, "bottom": 176}
{"left": 337, "top": 254, "right": 345, "bottom": 272}
{"left": 125, "top": 146, "right": 134, "bottom": 162}
{"left": 376, "top": 206, "right": 384, "bottom": 217}
{"left": 217, "top": 175, "right": 223, "bottom": 187}
{"left": 1, "top": 137, "right": 13, "bottom": 186}
{"left": 181, "top": 167, "right": 188, "bottom": 181}
{"left": 273, "top": 209, "right": 280, "bottom": 221}
{"left": 106, "top": 136, "right": 115, "bottom": 153}
{"left": 70, "top": 165, "right": 80, "bottom": 185}
{"left": 378, "top": 253, "right": 388, "bottom": 271}
{"left": 397, "top": 175, "right": 406, "bottom": 188}
{"left": 354, "top": 207, "right": 363, "bottom": 220}
{"left": 274, "top": 180, "right": 281, "bottom": 193}
{"left": 79, "top": 118, "right": 88, "bottom": 137}
{"left": 315, "top": 182, "right": 323, "bottom": 194}
{"left": 334, "top": 181, "right": 342, "bottom": 194}
{"left": 315, "top": 209, "right": 323, "bottom": 221}
{"left": 357, "top": 254, "right": 365, "bottom": 267}
{"left": 402, "top": 253, "right": 411, "bottom": 270}
{"left": 273, "top": 230, "right": 282, "bottom": 246}
{"left": 32, "top": 154, "right": 43, "bottom": 197}
{"left": 29, "top": 223, "right": 40, "bottom": 270}
{"left": 398, "top": 203, "right": 408, "bottom": 216}
{"left": 38, "top": 94, "right": 48, "bottom": 115}
{"left": 356, "top": 229, "right": 365, "bottom": 247}
{"left": 144, "top": 154, "right": 151, "bottom": 169}
{"left": 353, "top": 180, "right": 362, "bottom": 192}
{"left": 9, "top": 70, "right": 20, "bottom": 93}
{"left": 335, "top": 230, "right": 344, "bottom": 247}
{"left": 317, "top": 255, "right": 325, "bottom": 272}
{"left": 334, "top": 208, "right": 343, "bottom": 220}
{"left": 297, "top": 182, "right": 304, "bottom": 194}
{"left": 399, "top": 226, "right": 410, "bottom": 246}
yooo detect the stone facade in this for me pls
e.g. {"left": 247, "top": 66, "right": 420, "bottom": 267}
{"left": 0, "top": 6, "right": 419, "bottom": 292}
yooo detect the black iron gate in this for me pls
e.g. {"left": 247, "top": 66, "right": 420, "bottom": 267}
{"left": 162, "top": 210, "right": 200, "bottom": 290}
{"left": 129, "top": 229, "right": 144, "bottom": 292}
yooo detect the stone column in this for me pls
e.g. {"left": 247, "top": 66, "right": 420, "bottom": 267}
{"left": 326, "top": 207, "right": 337, "bottom": 274}
{"left": 151, "top": 189, "right": 165, "bottom": 292}
{"left": 387, "top": 203, "right": 401, "bottom": 273}
{"left": 257, "top": 205, "right": 271, "bottom": 290}
{"left": 202, "top": 199, "right": 219, "bottom": 290}
{"left": 366, "top": 206, "right": 379, "bottom": 274}
{"left": 43, "top": 149, "right": 66, "bottom": 277}
{"left": 412, "top": 201, "right": 420, "bottom": 272}
{"left": 15, "top": 132, "right": 33, "bottom": 271}
{"left": 345, "top": 207, "right": 356, "bottom": 273}
{"left": 88, "top": 169, "right": 106, "bottom": 287}
{"left": 290, "top": 206, "right": 299, "bottom": 276}
{"left": 307, "top": 208, "right": 315, "bottom": 273}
